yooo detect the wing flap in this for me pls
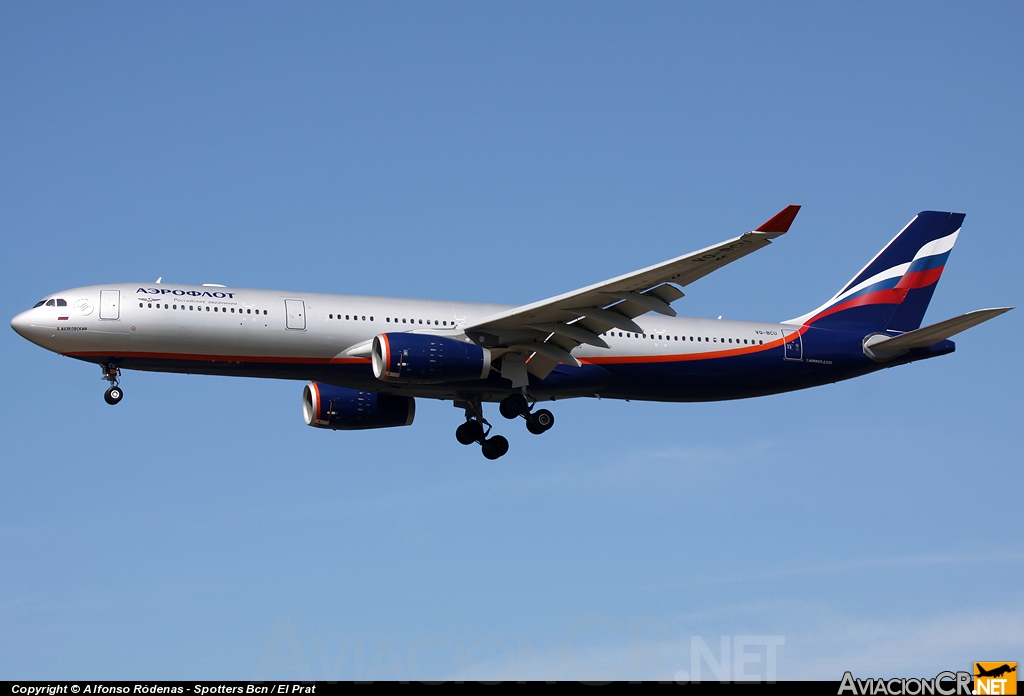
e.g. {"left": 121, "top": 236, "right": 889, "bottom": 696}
{"left": 602, "top": 291, "right": 677, "bottom": 316}
{"left": 527, "top": 322, "right": 610, "bottom": 348}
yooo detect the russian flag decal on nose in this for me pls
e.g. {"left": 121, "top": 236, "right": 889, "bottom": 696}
{"left": 58, "top": 316, "right": 69, "bottom": 320}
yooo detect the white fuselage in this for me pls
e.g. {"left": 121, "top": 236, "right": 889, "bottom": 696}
{"left": 12, "top": 282, "right": 791, "bottom": 371}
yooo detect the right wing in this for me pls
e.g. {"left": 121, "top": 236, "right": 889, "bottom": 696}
{"left": 464, "top": 205, "right": 801, "bottom": 381}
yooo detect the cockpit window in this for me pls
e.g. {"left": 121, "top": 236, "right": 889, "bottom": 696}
{"left": 56, "top": 299, "right": 67, "bottom": 306}
{"left": 33, "top": 300, "right": 46, "bottom": 308}
{"left": 45, "top": 299, "right": 56, "bottom": 307}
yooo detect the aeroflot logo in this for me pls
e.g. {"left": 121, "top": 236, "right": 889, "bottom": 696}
{"left": 136, "top": 287, "right": 236, "bottom": 299}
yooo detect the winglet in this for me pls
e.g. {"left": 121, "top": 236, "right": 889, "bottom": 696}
{"left": 756, "top": 205, "right": 801, "bottom": 233}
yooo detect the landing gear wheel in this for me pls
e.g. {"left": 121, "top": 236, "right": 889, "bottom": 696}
{"left": 526, "top": 408, "right": 553, "bottom": 434}
{"left": 456, "top": 420, "right": 485, "bottom": 445}
{"left": 499, "top": 393, "right": 529, "bottom": 419}
{"left": 104, "top": 386, "right": 123, "bottom": 405}
{"left": 481, "top": 435, "right": 510, "bottom": 460}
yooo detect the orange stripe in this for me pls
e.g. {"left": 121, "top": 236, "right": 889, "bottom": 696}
{"left": 67, "top": 331, "right": 802, "bottom": 368}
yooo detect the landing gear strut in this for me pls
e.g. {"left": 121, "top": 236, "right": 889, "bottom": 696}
{"left": 102, "top": 363, "right": 123, "bottom": 405}
{"left": 454, "top": 399, "right": 509, "bottom": 459}
{"left": 499, "top": 392, "right": 554, "bottom": 435}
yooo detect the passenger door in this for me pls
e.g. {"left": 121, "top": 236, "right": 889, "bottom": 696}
{"left": 782, "top": 329, "right": 803, "bottom": 361}
{"left": 285, "top": 299, "right": 306, "bottom": 330}
{"left": 99, "top": 290, "right": 120, "bottom": 320}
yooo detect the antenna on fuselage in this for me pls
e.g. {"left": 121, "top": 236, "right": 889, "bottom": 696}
{"left": 155, "top": 277, "right": 162, "bottom": 284}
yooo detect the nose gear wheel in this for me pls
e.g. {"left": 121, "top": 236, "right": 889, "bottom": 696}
{"left": 101, "top": 363, "right": 124, "bottom": 405}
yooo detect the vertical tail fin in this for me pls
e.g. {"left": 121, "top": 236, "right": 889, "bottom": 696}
{"left": 789, "top": 211, "right": 964, "bottom": 331}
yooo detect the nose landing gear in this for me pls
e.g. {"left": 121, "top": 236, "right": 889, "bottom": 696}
{"left": 101, "top": 363, "right": 123, "bottom": 405}
{"left": 499, "top": 393, "right": 554, "bottom": 435}
{"left": 454, "top": 399, "right": 510, "bottom": 459}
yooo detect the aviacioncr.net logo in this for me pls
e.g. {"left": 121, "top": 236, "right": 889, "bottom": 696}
{"left": 838, "top": 671, "right": 973, "bottom": 695}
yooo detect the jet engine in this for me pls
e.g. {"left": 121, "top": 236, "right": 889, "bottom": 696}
{"left": 302, "top": 382, "right": 415, "bottom": 430}
{"left": 371, "top": 333, "right": 491, "bottom": 383}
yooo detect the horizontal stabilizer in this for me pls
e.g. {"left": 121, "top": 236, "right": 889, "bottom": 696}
{"left": 864, "top": 307, "right": 1013, "bottom": 360}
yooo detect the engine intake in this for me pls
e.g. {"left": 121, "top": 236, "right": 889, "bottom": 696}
{"left": 371, "top": 333, "right": 491, "bottom": 383}
{"left": 302, "top": 382, "right": 415, "bottom": 430}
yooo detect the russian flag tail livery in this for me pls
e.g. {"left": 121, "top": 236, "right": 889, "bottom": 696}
{"left": 788, "top": 211, "right": 964, "bottom": 331}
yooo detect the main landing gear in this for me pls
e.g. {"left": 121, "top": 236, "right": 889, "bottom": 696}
{"left": 499, "top": 392, "right": 554, "bottom": 435}
{"left": 102, "top": 363, "right": 123, "bottom": 405}
{"left": 454, "top": 399, "right": 510, "bottom": 460}
{"left": 453, "top": 393, "right": 555, "bottom": 460}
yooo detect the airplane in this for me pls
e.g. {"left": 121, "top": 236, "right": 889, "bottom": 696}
{"left": 10, "top": 206, "right": 1012, "bottom": 459}
{"left": 975, "top": 664, "right": 1016, "bottom": 679}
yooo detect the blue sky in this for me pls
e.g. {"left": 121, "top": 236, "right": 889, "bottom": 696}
{"left": 1, "top": 2, "right": 1021, "bottom": 681}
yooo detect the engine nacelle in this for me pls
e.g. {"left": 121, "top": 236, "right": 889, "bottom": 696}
{"left": 302, "top": 382, "right": 415, "bottom": 430}
{"left": 371, "top": 333, "right": 492, "bottom": 383}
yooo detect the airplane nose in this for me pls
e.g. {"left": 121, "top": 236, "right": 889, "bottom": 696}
{"left": 10, "top": 310, "right": 31, "bottom": 338}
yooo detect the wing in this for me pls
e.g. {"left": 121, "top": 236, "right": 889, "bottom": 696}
{"left": 465, "top": 205, "right": 801, "bottom": 381}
